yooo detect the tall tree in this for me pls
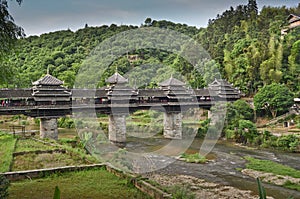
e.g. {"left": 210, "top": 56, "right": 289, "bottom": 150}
{"left": 254, "top": 83, "right": 294, "bottom": 118}
{"left": 0, "top": 0, "right": 24, "bottom": 58}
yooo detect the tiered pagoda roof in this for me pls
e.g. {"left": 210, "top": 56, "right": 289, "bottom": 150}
{"left": 105, "top": 72, "right": 138, "bottom": 102}
{"left": 208, "top": 79, "right": 240, "bottom": 99}
{"left": 32, "top": 74, "right": 71, "bottom": 102}
{"left": 159, "top": 76, "right": 192, "bottom": 101}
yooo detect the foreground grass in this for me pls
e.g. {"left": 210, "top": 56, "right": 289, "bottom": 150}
{"left": 8, "top": 169, "right": 151, "bottom": 199}
{"left": 0, "top": 133, "right": 17, "bottom": 172}
{"left": 244, "top": 156, "right": 300, "bottom": 178}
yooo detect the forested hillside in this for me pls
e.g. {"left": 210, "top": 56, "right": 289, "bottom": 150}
{"left": 3, "top": 0, "right": 300, "bottom": 96}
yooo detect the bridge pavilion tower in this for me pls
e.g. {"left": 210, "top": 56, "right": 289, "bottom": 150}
{"left": 159, "top": 76, "right": 192, "bottom": 139}
{"left": 32, "top": 74, "right": 71, "bottom": 140}
{"left": 105, "top": 72, "right": 138, "bottom": 146}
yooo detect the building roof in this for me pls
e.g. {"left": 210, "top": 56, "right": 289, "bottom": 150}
{"left": 105, "top": 72, "right": 128, "bottom": 84}
{"left": 288, "top": 14, "right": 300, "bottom": 23}
{"left": 32, "top": 74, "right": 64, "bottom": 86}
{"left": 159, "top": 77, "right": 186, "bottom": 87}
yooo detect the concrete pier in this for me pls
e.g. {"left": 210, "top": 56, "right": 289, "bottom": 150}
{"left": 163, "top": 112, "right": 182, "bottom": 139}
{"left": 40, "top": 118, "right": 58, "bottom": 140}
{"left": 108, "top": 114, "right": 126, "bottom": 146}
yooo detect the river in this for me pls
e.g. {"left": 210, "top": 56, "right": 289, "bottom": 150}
{"left": 1, "top": 120, "right": 300, "bottom": 198}
{"left": 125, "top": 138, "right": 300, "bottom": 199}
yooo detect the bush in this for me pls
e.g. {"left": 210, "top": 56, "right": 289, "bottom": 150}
{"left": 197, "top": 119, "right": 210, "bottom": 138}
{"left": 171, "top": 185, "right": 195, "bottom": 199}
{"left": 0, "top": 175, "right": 9, "bottom": 199}
{"left": 235, "top": 120, "right": 258, "bottom": 144}
{"left": 58, "top": 117, "right": 75, "bottom": 128}
{"left": 276, "top": 134, "right": 299, "bottom": 151}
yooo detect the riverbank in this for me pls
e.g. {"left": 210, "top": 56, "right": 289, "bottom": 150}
{"left": 139, "top": 139, "right": 300, "bottom": 199}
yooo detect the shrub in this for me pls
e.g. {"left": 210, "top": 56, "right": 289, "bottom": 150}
{"left": 0, "top": 175, "right": 9, "bottom": 199}
{"left": 197, "top": 119, "right": 210, "bottom": 138}
{"left": 171, "top": 185, "right": 195, "bottom": 199}
{"left": 58, "top": 117, "right": 75, "bottom": 128}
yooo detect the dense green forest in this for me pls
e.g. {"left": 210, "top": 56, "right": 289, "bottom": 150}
{"left": 2, "top": 0, "right": 300, "bottom": 97}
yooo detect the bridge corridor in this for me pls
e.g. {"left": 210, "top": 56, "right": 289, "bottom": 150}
{"left": 0, "top": 73, "right": 240, "bottom": 146}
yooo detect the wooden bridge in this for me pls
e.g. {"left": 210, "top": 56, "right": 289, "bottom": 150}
{"left": 0, "top": 73, "right": 241, "bottom": 145}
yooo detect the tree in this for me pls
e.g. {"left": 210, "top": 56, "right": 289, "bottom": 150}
{"left": 236, "top": 119, "right": 258, "bottom": 144}
{"left": 0, "top": 0, "right": 24, "bottom": 87}
{"left": 0, "top": 0, "right": 24, "bottom": 58}
{"left": 224, "top": 100, "right": 254, "bottom": 139}
{"left": 254, "top": 83, "right": 294, "bottom": 118}
{"left": 247, "top": 0, "right": 258, "bottom": 19}
{"left": 227, "top": 99, "right": 254, "bottom": 122}
{"left": 144, "top": 18, "right": 152, "bottom": 26}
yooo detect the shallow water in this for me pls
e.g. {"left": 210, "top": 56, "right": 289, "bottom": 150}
{"left": 124, "top": 137, "right": 300, "bottom": 199}
{"left": 1, "top": 119, "right": 300, "bottom": 198}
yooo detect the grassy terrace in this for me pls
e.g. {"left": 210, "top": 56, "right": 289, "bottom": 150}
{"left": 0, "top": 133, "right": 17, "bottom": 172}
{"left": 8, "top": 169, "right": 151, "bottom": 199}
{"left": 14, "top": 138, "right": 58, "bottom": 152}
{"left": 10, "top": 137, "right": 97, "bottom": 171}
{"left": 0, "top": 132, "right": 153, "bottom": 198}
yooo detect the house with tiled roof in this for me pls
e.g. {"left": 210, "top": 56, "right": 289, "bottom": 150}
{"left": 281, "top": 14, "right": 300, "bottom": 35}
{"left": 288, "top": 14, "right": 300, "bottom": 29}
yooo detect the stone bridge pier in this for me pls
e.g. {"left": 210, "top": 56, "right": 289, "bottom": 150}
{"left": 163, "top": 112, "right": 182, "bottom": 139}
{"left": 40, "top": 118, "right": 58, "bottom": 140}
{"left": 108, "top": 114, "right": 127, "bottom": 146}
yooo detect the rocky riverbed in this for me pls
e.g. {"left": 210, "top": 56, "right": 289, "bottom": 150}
{"left": 148, "top": 174, "right": 262, "bottom": 199}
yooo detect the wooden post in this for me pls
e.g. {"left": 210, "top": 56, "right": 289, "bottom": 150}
{"left": 12, "top": 126, "right": 15, "bottom": 137}
{"left": 22, "top": 125, "right": 25, "bottom": 137}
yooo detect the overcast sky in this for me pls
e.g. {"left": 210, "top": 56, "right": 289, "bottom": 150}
{"left": 9, "top": 0, "right": 299, "bottom": 36}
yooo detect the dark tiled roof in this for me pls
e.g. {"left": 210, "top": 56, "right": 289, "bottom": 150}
{"left": 105, "top": 72, "right": 128, "bottom": 84}
{"left": 32, "top": 74, "right": 64, "bottom": 86}
{"left": 159, "top": 77, "right": 186, "bottom": 87}
{"left": 288, "top": 14, "right": 300, "bottom": 23}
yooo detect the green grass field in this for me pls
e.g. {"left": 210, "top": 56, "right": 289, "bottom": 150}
{"left": 0, "top": 133, "right": 17, "bottom": 172}
{"left": 8, "top": 169, "right": 151, "bottom": 199}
